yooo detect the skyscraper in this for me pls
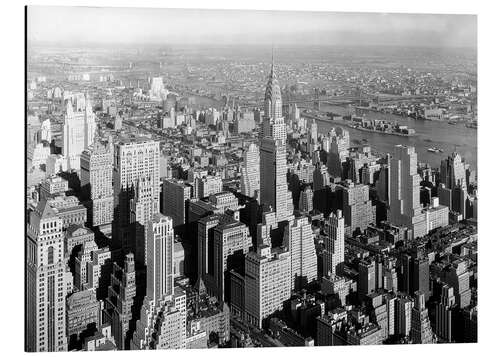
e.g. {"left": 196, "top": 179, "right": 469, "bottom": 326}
{"left": 358, "top": 258, "right": 376, "bottom": 299}
{"left": 81, "top": 135, "right": 114, "bottom": 235}
{"left": 162, "top": 179, "right": 191, "bottom": 229}
{"left": 313, "top": 163, "right": 330, "bottom": 191}
{"left": 62, "top": 95, "right": 96, "bottom": 170}
{"left": 389, "top": 145, "right": 427, "bottom": 238}
{"left": 439, "top": 152, "right": 469, "bottom": 219}
{"left": 26, "top": 200, "right": 73, "bottom": 352}
{"left": 146, "top": 214, "right": 175, "bottom": 304}
{"left": 240, "top": 143, "right": 260, "bottom": 199}
{"left": 284, "top": 216, "right": 318, "bottom": 290}
{"left": 336, "top": 180, "right": 376, "bottom": 236}
{"left": 131, "top": 176, "right": 160, "bottom": 266}
{"left": 326, "top": 127, "right": 350, "bottom": 178}
{"left": 323, "top": 210, "right": 345, "bottom": 277}
{"left": 395, "top": 295, "right": 414, "bottom": 337}
{"left": 149, "top": 77, "right": 168, "bottom": 101}
{"left": 410, "top": 245, "right": 431, "bottom": 300}
{"left": 75, "top": 240, "right": 99, "bottom": 290}
{"left": 298, "top": 187, "right": 314, "bottom": 213}
{"left": 211, "top": 220, "right": 253, "bottom": 302}
{"left": 436, "top": 284, "right": 456, "bottom": 342}
{"left": 113, "top": 138, "right": 160, "bottom": 253}
{"left": 259, "top": 57, "right": 293, "bottom": 223}
{"left": 260, "top": 137, "right": 293, "bottom": 223}
{"left": 262, "top": 58, "right": 286, "bottom": 144}
{"left": 103, "top": 253, "right": 137, "bottom": 350}
{"left": 307, "top": 119, "right": 318, "bottom": 154}
{"left": 440, "top": 152, "right": 467, "bottom": 190}
{"left": 375, "top": 155, "right": 391, "bottom": 203}
{"left": 410, "top": 291, "right": 435, "bottom": 344}
{"left": 245, "top": 245, "right": 292, "bottom": 328}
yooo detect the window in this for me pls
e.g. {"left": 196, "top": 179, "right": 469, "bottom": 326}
{"left": 47, "top": 246, "right": 54, "bottom": 265}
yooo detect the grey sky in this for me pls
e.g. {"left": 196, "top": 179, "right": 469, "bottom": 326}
{"left": 28, "top": 6, "right": 477, "bottom": 48}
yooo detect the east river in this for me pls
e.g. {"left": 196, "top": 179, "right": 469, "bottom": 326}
{"left": 186, "top": 93, "right": 477, "bottom": 171}
{"left": 316, "top": 104, "right": 477, "bottom": 170}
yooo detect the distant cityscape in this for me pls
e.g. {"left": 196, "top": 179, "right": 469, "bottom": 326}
{"left": 26, "top": 7, "right": 477, "bottom": 352}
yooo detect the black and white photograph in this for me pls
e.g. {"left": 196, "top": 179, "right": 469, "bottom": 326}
{"left": 17, "top": 1, "right": 490, "bottom": 355}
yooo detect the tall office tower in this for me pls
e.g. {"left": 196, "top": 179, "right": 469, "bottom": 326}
{"left": 440, "top": 152, "right": 467, "bottom": 190}
{"left": 104, "top": 253, "right": 137, "bottom": 350}
{"left": 131, "top": 176, "right": 159, "bottom": 266}
{"left": 62, "top": 95, "right": 96, "bottom": 170}
{"left": 313, "top": 164, "right": 330, "bottom": 191}
{"left": 289, "top": 103, "right": 301, "bottom": 124}
{"left": 410, "top": 291, "right": 435, "bottom": 344}
{"left": 284, "top": 216, "right": 318, "bottom": 290}
{"left": 260, "top": 137, "right": 293, "bottom": 223}
{"left": 153, "top": 302, "right": 187, "bottom": 348}
{"left": 132, "top": 286, "right": 187, "bottom": 350}
{"left": 240, "top": 143, "right": 260, "bottom": 199}
{"left": 113, "top": 138, "right": 160, "bottom": 252}
{"left": 368, "top": 296, "right": 391, "bottom": 332}
{"left": 261, "top": 58, "right": 287, "bottom": 144}
{"left": 436, "top": 284, "right": 456, "bottom": 342}
{"left": 40, "top": 118, "right": 51, "bottom": 143}
{"left": 442, "top": 259, "right": 472, "bottom": 308}
{"left": 173, "top": 241, "right": 185, "bottom": 278}
{"left": 358, "top": 258, "right": 376, "bottom": 299}
{"left": 410, "top": 245, "right": 431, "bottom": 301}
{"left": 197, "top": 215, "right": 222, "bottom": 281}
{"left": 439, "top": 153, "right": 469, "bottom": 219}
{"left": 336, "top": 181, "right": 376, "bottom": 236}
{"left": 149, "top": 77, "right": 167, "bottom": 99}
{"left": 27, "top": 114, "right": 41, "bottom": 147}
{"left": 75, "top": 240, "right": 99, "bottom": 290}
{"left": 26, "top": 200, "right": 72, "bottom": 352}
{"left": 298, "top": 187, "right": 314, "bottom": 213}
{"left": 146, "top": 214, "right": 174, "bottom": 304}
{"left": 326, "top": 127, "right": 350, "bottom": 178}
{"left": 389, "top": 145, "right": 427, "bottom": 238}
{"left": 245, "top": 246, "right": 292, "bottom": 328}
{"left": 114, "top": 115, "right": 123, "bottom": 131}
{"left": 462, "top": 306, "right": 478, "bottom": 343}
{"left": 307, "top": 119, "right": 318, "bottom": 154}
{"left": 385, "top": 293, "right": 397, "bottom": 337}
{"left": 73, "top": 92, "right": 87, "bottom": 111}
{"left": 382, "top": 256, "right": 398, "bottom": 292}
{"left": 130, "top": 216, "right": 181, "bottom": 350}
{"left": 323, "top": 210, "right": 345, "bottom": 277}
{"left": 375, "top": 158, "right": 391, "bottom": 202}
{"left": 162, "top": 179, "right": 191, "bottom": 229}
{"left": 86, "top": 247, "right": 112, "bottom": 296}
{"left": 131, "top": 176, "right": 158, "bottom": 227}
{"left": 211, "top": 220, "right": 253, "bottom": 302}
{"left": 395, "top": 295, "right": 414, "bottom": 337}
{"left": 81, "top": 135, "right": 114, "bottom": 235}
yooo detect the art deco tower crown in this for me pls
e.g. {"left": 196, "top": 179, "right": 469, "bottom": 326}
{"left": 264, "top": 53, "right": 282, "bottom": 119}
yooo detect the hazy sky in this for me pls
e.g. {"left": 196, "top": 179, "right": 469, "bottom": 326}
{"left": 28, "top": 6, "right": 477, "bottom": 48}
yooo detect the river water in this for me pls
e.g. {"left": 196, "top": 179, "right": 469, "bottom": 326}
{"left": 316, "top": 104, "right": 477, "bottom": 170}
{"left": 181, "top": 94, "right": 477, "bottom": 170}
